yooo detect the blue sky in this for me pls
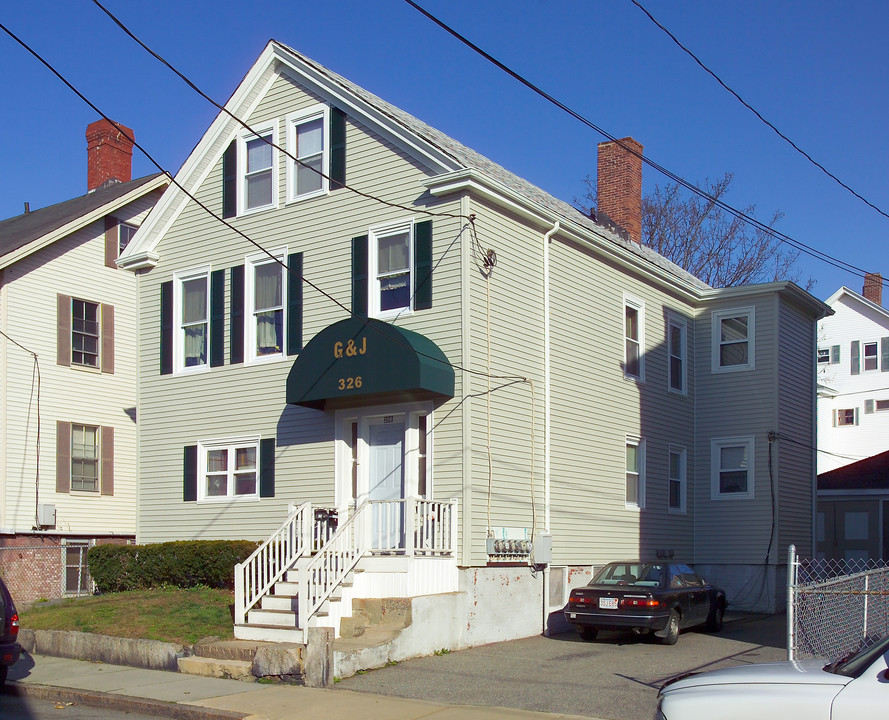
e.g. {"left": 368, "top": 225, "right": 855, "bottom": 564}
{"left": 1, "top": 0, "right": 886, "bottom": 300}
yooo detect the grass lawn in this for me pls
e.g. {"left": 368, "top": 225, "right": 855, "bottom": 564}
{"left": 20, "top": 587, "right": 235, "bottom": 645}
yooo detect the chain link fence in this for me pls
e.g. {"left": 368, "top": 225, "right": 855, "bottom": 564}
{"left": 788, "top": 544, "right": 889, "bottom": 661}
{"left": 0, "top": 543, "right": 93, "bottom": 607}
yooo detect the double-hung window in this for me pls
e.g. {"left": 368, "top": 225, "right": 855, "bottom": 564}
{"left": 286, "top": 105, "right": 328, "bottom": 201}
{"left": 711, "top": 437, "right": 754, "bottom": 499}
{"left": 667, "top": 314, "right": 687, "bottom": 394}
{"left": 199, "top": 440, "right": 259, "bottom": 500}
{"left": 863, "top": 342, "right": 879, "bottom": 371}
{"left": 624, "top": 296, "right": 644, "bottom": 380}
{"left": 712, "top": 307, "right": 755, "bottom": 372}
{"left": 72, "top": 299, "right": 100, "bottom": 368}
{"left": 246, "top": 254, "right": 285, "bottom": 361}
{"left": 668, "top": 446, "right": 686, "bottom": 513}
{"left": 175, "top": 269, "right": 210, "bottom": 372}
{"left": 71, "top": 424, "right": 99, "bottom": 492}
{"left": 118, "top": 222, "right": 138, "bottom": 254}
{"left": 370, "top": 221, "right": 413, "bottom": 317}
{"left": 626, "top": 436, "right": 645, "bottom": 509}
{"left": 238, "top": 123, "right": 276, "bottom": 214}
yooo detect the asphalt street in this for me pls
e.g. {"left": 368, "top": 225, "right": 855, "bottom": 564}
{"left": 336, "top": 613, "right": 788, "bottom": 720}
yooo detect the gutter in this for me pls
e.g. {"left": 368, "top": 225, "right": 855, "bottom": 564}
{"left": 542, "top": 220, "right": 559, "bottom": 534}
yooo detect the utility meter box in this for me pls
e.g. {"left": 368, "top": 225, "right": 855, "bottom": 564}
{"left": 37, "top": 503, "right": 56, "bottom": 528}
{"left": 531, "top": 532, "right": 552, "bottom": 565}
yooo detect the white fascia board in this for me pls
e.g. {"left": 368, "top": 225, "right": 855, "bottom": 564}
{"left": 701, "top": 281, "right": 833, "bottom": 320}
{"left": 0, "top": 174, "right": 169, "bottom": 272}
{"left": 827, "top": 286, "right": 889, "bottom": 323}
{"left": 120, "top": 43, "right": 282, "bottom": 269}
{"left": 426, "top": 169, "right": 704, "bottom": 303}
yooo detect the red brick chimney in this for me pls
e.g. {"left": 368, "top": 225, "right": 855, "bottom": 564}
{"left": 863, "top": 272, "right": 883, "bottom": 306}
{"left": 597, "top": 137, "right": 643, "bottom": 244}
{"left": 86, "top": 119, "right": 134, "bottom": 191}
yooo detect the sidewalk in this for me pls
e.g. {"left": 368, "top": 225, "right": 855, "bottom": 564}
{"left": 7, "top": 651, "right": 601, "bottom": 720}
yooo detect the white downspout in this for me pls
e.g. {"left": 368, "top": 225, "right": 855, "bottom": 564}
{"left": 541, "top": 220, "right": 558, "bottom": 637}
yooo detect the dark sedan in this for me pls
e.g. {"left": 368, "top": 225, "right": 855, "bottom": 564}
{"left": 0, "top": 575, "right": 21, "bottom": 687}
{"left": 564, "top": 561, "right": 725, "bottom": 645}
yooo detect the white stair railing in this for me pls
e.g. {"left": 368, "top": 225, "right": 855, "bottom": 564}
{"left": 234, "top": 501, "right": 312, "bottom": 625}
{"left": 300, "top": 501, "right": 371, "bottom": 626}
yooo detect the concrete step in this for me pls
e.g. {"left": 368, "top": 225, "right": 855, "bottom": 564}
{"left": 178, "top": 655, "right": 254, "bottom": 682}
{"left": 234, "top": 623, "right": 305, "bottom": 643}
{"left": 248, "top": 608, "right": 297, "bottom": 627}
{"left": 191, "top": 639, "right": 266, "bottom": 663}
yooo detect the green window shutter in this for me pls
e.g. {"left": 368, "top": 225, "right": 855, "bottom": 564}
{"left": 881, "top": 337, "right": 889, "bottom": 372}
{"left": 160, "top": 281, "right": 173, "bottom": 375}
{"left": 851, "top": 341, "right": 860, "bottom": 376}
{"left": 413, "top": 220, "right": 433, "bottom": 310}
{"left": 259, "top": 438, "right": 275, "bottom": 498}
{"left": 287, "top": 252, "right": 303, "bottom": 355}
{"left": 230, "top": 265, "right": 245, "bottom": 364}
{"left": 183, "top": 445, "right": 198, "bottom": 502}
{"left": 222, "top": 140, "right": 237, "bottom": 218}
{"left": 865, "top": 399, "right": 875, "bottom": 414}
{"left": 352, "top": 235, "right": 368, "bottom": 319}
{"left": 210, "top": 269, "right": 225, "bottom": 367}
{"left": 830, "top": 345, "right": 840, "bottom": 364}
{"left": 329, "top": 107, "right": 346, "bottom": 190}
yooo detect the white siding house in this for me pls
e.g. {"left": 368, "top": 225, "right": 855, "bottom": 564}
{"left": 816, "top": 276, "right": 889, "bottom": 474}
{"left": 0, "top": 120, "right": 167, "bottom": 605}
{"left": 120, "top": 41, "right": 829, "bottom": 661}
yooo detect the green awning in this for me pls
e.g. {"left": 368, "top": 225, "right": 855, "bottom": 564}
{"left": 286, "top": 318, "right": 455, "bottom": 409}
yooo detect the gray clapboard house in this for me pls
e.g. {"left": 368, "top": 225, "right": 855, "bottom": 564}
{"left": 119, "top": 41, "right": 829, "bottom": 658}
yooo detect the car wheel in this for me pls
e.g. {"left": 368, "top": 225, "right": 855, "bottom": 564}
{"left": 661, "top": 611, "right": 680, "bottom": 645}
{"left": 706, "top": 602, "right": 724, "bottom": 632}
{"left": 579, "top": 627, "right": 598, "bottom": 641}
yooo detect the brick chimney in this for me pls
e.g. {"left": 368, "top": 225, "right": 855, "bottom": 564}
{"left": 597, "top": 137, "right": 643, "bottom": 244}
{"left": 86, "top": 119, "right": 134, "bottom": 191}
{"left": 863, "top": 272, "right": 883, "bottom": 306}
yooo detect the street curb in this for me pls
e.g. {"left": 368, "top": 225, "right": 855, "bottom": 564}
{"left": 4, "top": 682, "right": 249, "bottom": 720}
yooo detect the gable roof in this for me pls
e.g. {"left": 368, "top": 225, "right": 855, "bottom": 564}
{"left": 119, "top": 41, "right": 710, "bottom": 293}
{"left": 824, "top": 286, "right": 889, "bottom": 325}
{"left": 818, "top": 449, "right": 889, "bottom": 491}
{"left": 0, "top": 173, "right": 167, "bottom": 270}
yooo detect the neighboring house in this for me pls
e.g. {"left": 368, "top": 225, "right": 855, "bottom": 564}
{"left": 817, "top": 449, "right": 889, "bottom": 561}
{"left": 119, "top": 41, "right": 828, "bottom": 657}
{"left": 816, "top": 275, "right": 889, "bottom": 474}
{"left": 0, "top": 119, "right": 167, "bottom": 605}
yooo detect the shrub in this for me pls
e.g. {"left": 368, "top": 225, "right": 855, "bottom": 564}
{"left": 88, "top": 540, "right": 258, "bottom": 593}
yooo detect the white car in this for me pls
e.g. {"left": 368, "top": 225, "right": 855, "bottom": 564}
{"left": 656, "top": 635, "right": 889, "bottom": 719}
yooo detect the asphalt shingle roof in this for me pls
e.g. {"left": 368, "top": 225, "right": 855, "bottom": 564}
{"left": 0, "top": 174, "right": 163, "bottom": 260}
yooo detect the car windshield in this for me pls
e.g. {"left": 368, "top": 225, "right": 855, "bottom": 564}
{"left": 590, "top": 563, "right": 665, "bottom": 588}
{"left": 824, "top": 634, "right": 889, "bottom": 678}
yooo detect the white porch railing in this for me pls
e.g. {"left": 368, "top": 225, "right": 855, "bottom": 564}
{"left": 234, "top": 501, "right": 312, "bottom": 625}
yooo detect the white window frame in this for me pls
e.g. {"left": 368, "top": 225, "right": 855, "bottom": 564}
{"left": 197, "top": 437, "right": 261, "bottom": 502}
{"left": 173, "top": 267, "right": 211, "bottom": 374}
{"left": 118, "top": 222, "right": 138, "bottom": 255}
{"left": 862, "top": 341, "right": 879, "bottom": 372}
{"left": 667, "top": 313, "right": 687, "bottom": 395}
{"left": 70, "top": 423, "right": 100, "bottom": 493}
{"left": 834, "top": 408, "right": 858, "bottom": 427}
{"left": 625, "top": 435, "right": 645, "bottom": 510}
{"left": 245, "top": 249, "right": 287, "bottom": 364}
{"left": 623, "top": 295, "right": 645, "bottom": 381}
{"left": 816, "top": 347, "right": 830, "bottom": 365}
{"left": 71, "top": 298, "right": 101, "bottom": 369}
{"left": 711, "top": 436, "right": 754, "bottom": 500}
{"left": 712, "top": 307, "right": 755, "bottom": 373}
{"left": 368, "top": 219, "right": 414, "bottom": 319}
{"left": 668, "top": 445, "right": 687, "bottom": 514}
{"left": 286, "top": 105, "right": 329, "bottom": 203}
{"left": 876, "top": 399, "right": 889, "bottom": 412}
{"left": 237, "top": 121, "right": 278, "bottom": 215}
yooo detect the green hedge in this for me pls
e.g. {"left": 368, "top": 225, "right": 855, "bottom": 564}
{"left": 87, "top": 540, "right": 258, "bottom": 593}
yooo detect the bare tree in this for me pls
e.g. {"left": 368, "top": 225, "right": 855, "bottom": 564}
{"left": 579, "top": 172, "right": 804, "bottom": 288}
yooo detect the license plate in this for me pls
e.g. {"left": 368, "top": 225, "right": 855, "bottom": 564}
{"left": 599, "top": 597, "right": 618, "bottom": 610}
{"left": 568, "top": 612, "right": 576, "bottom": 619}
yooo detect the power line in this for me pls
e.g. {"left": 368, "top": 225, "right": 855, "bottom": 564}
{"left": 629, "top": 0, "right": 889, "bottom": 222}
{"left": 402, "top": 0, "right": 885, "bottom": 287}
{"left": 0, "top": 19, "right": 526, "bottom": 388}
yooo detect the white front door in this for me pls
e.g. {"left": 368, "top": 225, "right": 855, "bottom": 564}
{"left": 368, "top": 416, "right": 405, "bottom": 549}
